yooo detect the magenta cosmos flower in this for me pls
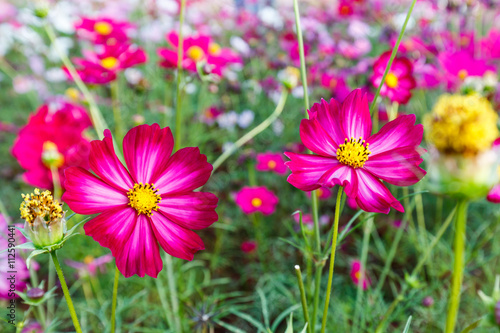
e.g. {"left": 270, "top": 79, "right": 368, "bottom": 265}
{"left": 62, "top": 124, "right": 218, "bottom": 278}
{"left": 158, "top": 31, "right": 241, "bottom": 76}
{"left": 255, "top": 152, "right": 287, "bottom": 175}
{"left": 75, "top": 17, "right": 134, "bottom": 44}
{"left": 67, "top": 43, "right": 147, "bottom": 85}
{"left": 370, "top": 51, "right": 416, "bottom": 105}
{"left": 285, "top": 89, "right": 426, "bottom": 214}
{"left": 350, "top": 260, "right": 370, "bottom": 290}
{"left": 12, "top": 100, "right": 92, "bottom": 190}
{"left": 235, "top": 186, "right": 278, "bottom": 215}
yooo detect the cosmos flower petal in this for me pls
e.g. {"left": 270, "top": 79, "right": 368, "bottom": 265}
{"left": 309, "top": 98, "right": 346, "bottom": 145}
{"left": 354, "top": 169, "right": 404, "bottom": 214}
{"left": 487, "top": 184, "right": 500, "bottom": 203}
{"left": 115, "top": 215, "right": 163, "bottom": 278}
{"left": 63, "top": 167, "right": 128, "bottom": 214}
{"left": 367, "top": 114, "right": 423, "bottom": 155}
{"left": 83, "top": 206, "right": 137, "bottom": 257}
{"left": 153, "top": 147, "right": 212, "bottom": 195}
{"left": 150, "top": 212, "right": 205, "bottom": 261}
{"left": 318, "top": 164, "right": 358, "bottom": 198}
{"left": 158, "top": 192, "right": 218, "bottom": 230}
{"left": 363, "top": 147, "right": 426, "bottom": 186}
{"left": 339, "top": 89, "right": 372, "bottom": 139}
{"left": 285, "top": 152, "right": 340, "bottom": 191}
{"left": 89, "top": 129, "right": 134, "bottom": 191}
{"left": 123, "top": 124, "right": 174, "bottom": 184}
{"left": 234, "top": 186, "right": 279, "bottom": 215}
{"left": 299, "top": 118, "right": 339, "bottom": 156}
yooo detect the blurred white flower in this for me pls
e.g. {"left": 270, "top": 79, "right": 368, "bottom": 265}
{"left": 222, "top": 142, "right": 235, "bottom": 153}
{"left": 124, "top": 68, "right": 143, "bottom": 85}
{"left": 0, "top": 24, "right": 15, "bottom": 56}
{"left": 217, "top": 111, "right": 239, "bottom": 131}
{"left": 238, "top": 110, "right": 254, "bottom": 129}
{"left": 48, "top": 1, "right": 78, "bottom": 34}
{"left": 185, "top": 83, "right": 197, "bottom": 95}
{"left": 45, "top": 68, "right": 67, "bottom": 82}
{"left": 348, "top": 20, "right": 372, "bottom": 38}
{"left": 258, "top": 6, "right": 283, "bottom": 30}
{"left": 29, "top": 56, "right": 45, "bottom": 76}
{"left": 48, "top": 37, "right": 73, "bottom": 62}
{"left": 230, "top": 36, "right": 250, "bottom": 56}
{"left": 272, "top": 119, "right": 284, "bottom": 136}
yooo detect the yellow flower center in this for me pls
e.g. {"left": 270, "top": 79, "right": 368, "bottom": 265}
{"left": 209, "top": 43, "right": 221, "bottom": 55}
{"left": 83, "top": 255, "right": 94, "bottom": 265}
{"left": 251, "top": 198, "right": 262, "bottom": 208}
{"left": 317, "top": 188, "right": 323, "bottom": 197}
{"left": 187, "top": 46, "right": 205, "bottom": 61}
{"left": 336, "top": 137, "right": 371, "bottom": 168}
{"left": 329, "top": 78, "right": 338, "bottom": 89}
{"left": 65, "top": 87, "right": 80, "bottom": 101}
{"left": 101, "top": 57, "right": 118, "bottom": 69}
{"left": 354, "top": 271, "right": 361, "bottom": 280}
{"left": 127, "top": 183, "right": 162, "bottom": 216}
{"left": 41, "top": 141, "right": 64, "bottom": 168}
{"left": 385, "top": 72, "right": 399, "bottom": 88}
{"left": 424, "top": 94, "right": 499, "bottom": 155}
{"left": 94, "top": 22, "right": 113, "bottom": 35}
{"left": 20, "top": 189, "right": 63, "bottom": 225}
{"left": 458, "top": 69, "right": 468, "bottom": 80}
{"left": 267, "top": 160, "right": 277, "bottom": 169}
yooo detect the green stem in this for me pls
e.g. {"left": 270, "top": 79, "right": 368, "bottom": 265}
{"left": 211, "top": 90, "right": 288, "bottom": 172}
{"left": 110, "top": 80, "right": 123, "bottom": 142}
{"left": 50, "top": 251, "right": 82, "bottom": 333}
{"left": 369, "top": 0, "right": 417, "bottom": 115}
{"left": 354, "top": 216, "right": 373, "bottom": 332}
{"left": 166, "top": 255, "right": 182, "bottom": 333}
{"left": 293, "top": 0, "right": 309, "bottom": 116}
{"left": 47, "top": 258, "right": 55, "bottom": 323}
{"left": 320, "top": 188, "right": 343, "bottom": 333}
{"left": 110, "top": 265, "right": 120, "bottom": 332}
{"left": 174, "top": 0, "right": 187, "bottom": 150}
{"left": 445, "top": 200, "right": 469, "bottom": 333}
{"left": 295, "top": 265, "right": 312, "bottom": 333}
{"left": 50, "top": 166, "right": 62, "bottom": 201}
{"left": 251, "top": 213, "right": 266, "bottom": 270}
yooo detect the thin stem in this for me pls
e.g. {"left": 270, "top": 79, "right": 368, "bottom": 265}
{"left": 50, "top": 166, "right": 62, "bottom": 201}
{"left": 110, "top": 80, "right": 123, "bottom": 142}
{"left": 174, "top": 0, "right": 187, "bottom": 150}
{"left": 354, "top": 216, "right": 373, "bottom": 332}
{"left": 110, "top": 266, "right": 120, "bottom": 332}
{"left": 320, "top": 188, "right": 343, "bottom": 333}
{"left": 50, "top": 251, "right": 82, "bottom": 333}
{"left": 211, "top": 90, "right": 288, "bottom": 172}
{"left": 293, "top": 0, "right": 309, "bottom": 116}
{"left": 251, "top": 213, "right": 266, "bottom": 270}
{"left": 47, "top": 258, "right": 55, "bottom": 323}
{"left": 369, "top": 0, "right": 417, "bottom": 115}
{"left": 295, "top": 265, "right": 312, "bottom": 333}
{"left": 166, "top": 255, "right": 182, "bottom": 333}
{"left": 445, "top": 200, "right": 469, "bottom": 333}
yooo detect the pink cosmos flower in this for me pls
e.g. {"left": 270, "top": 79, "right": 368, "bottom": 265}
{"left": 11, "top": 100, "right": 92, "bottom": 190}
{"left": 158, "top": 31, "right": 241, "bottom": 76}
{"left": 75, "top": 17, "right": 134, "bottom": 44}
{"left": 438, "top": 51, "right": 496, "bottom": 89}
{"left": 285, "top": 89, "right": 426, "bottom": 214}
{"left": 241, "top": 240, "right": 257, "bottom": 254}
{"left": 66, "top": 254, "right": 113, "bottom": 278}
{"left": 199, "top": 106, "right": 223, "bottom": 125}
{"left": 306, "top": 186, "right": 333, "bottom": 200}
{"left": 0, "top": 215, "right": 30, "bottom": 299}
{"left": 481, "top": 30, "right": 500, "bottom": 59}
{"left": 321, "top": 73, "right": 351, "bottom": 102}
{"left": 235, "top": 186, "right": 278, "bottom": 215}
{"left": 370, "top": 51, "right": 416, "bottom": 105}
{"left": 350, "top": 260, "right": 370, "bottom": 290}
{"left": 255, "top": 152, "right": 287, "bottom": 175}
{"left": 67, "top": 43, "right": 147, "bottom": 85}
{"left": 62, "top": 124, "right": 218, "bottom": 278}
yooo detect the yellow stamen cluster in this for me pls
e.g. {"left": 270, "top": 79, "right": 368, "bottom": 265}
{"left": 208, "top": 43, "right": 221, "bottom": 55}
{"left": 20, "top": 189, "right": 63, "bottom": 225}
{"left": 458, "top": 69, "right": 468, "bottom": 80}
{"left": 424, "top": 94, "right": 499, "bottom": 155}
{"left": 385, "top": 72, "right": 399, "bottom": 88}
{"left": 127, "top": 183, "right": 162, "bottom": 216}
{"left": 336, "top": 137, "right": 371, "bottom": 168}
{"left": 94, "top": 21, "right": 113, "bottom": 35}
{"left": 251, "top": 198, "right": 262, "bottom": 208}
{"left": 41, "top": 141, "right": 64, "bottom": 168}
{"left": 267, "top": 160, "right": 277, "bottom": 169}
{"left": 101, "top": 57, "right": 118, "bottom": 69}
{"left": 187, "top": 46, "right": 205, "bottom": 62}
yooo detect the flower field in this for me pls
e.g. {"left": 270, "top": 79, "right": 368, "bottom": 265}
{"left": 1, "top": 0, "right": 500, "bottom": 332}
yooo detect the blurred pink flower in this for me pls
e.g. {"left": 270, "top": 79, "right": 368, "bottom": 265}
{"left": 66, "top": 254, "right": 113, "bottom": 278}
{"left": 306, "top": 186, "right": 333, "bottom": 200}
{"left": 241, "top": 240, "right": 257, "bottom": 253}
{"left": 321, "top": 73, "right": 351, "bottom": 102}
{"left": 200, "top": 106, "right": 223, "bottom": 125}
{"left": 62, "top": 124, "right": 218, "bottom": 278}
{"left": 481, "top": 30, "right": 500, "bottom": 60}
{"left": 11, "top": 100, "right": 92, "bottom": 190}
{"left": 370, "top": 51, "right": 416, "bottom": 105}
{"left": 235, "top": 186, "right": 278, "bottom": 215}
{"left": 255, "top": 152, "right": 287, "bottom": 175}
{"left": 158, "top": 31, "right": 241, "bottom": 76}
{"left": 438, "top": 51, "right": 495, "bottom": 90}
{"left": 285, "top": 89, "right": 426, "bottom": 214}
{"left": 75, "top": 17, "right": 134, "bottom": 44}
{"left": 350, "top": 260, "right": 370, "bottom": 290}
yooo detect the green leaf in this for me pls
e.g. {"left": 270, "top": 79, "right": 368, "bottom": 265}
{"left": 229, "top": 309, "right": 267, "bottom": 332}
{"left": 299, "top": 323, "right": 309, "bottom": 333}
{"left": 284, "top": 313, "right": 294, "bottom": 333}
{"left": 257, "top": 288, "right": 270, "bottom": 329}
{"left": 402, "top": 316, "right": 412, "bottom": 333}
{"left": 214, "top": 319, "right": 247, "bottom": 333}
{"left": 0, "top": 242, "right": 35, "bottom": 254}
{"left": 271, "top": 304, "right": 300, "bottom": 331}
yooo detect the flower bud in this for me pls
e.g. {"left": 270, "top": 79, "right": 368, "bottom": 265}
{"left": 41, "top": 141, "right": 64, "bottom": 169}
{"left": 278, "top": 66, "right": 300, "bottom": 90}
{"left": 20, "top": 189, "right": 67, "bottom": 248}
{"left": 27, "top": 288, "right": 44, "bottom": 301}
